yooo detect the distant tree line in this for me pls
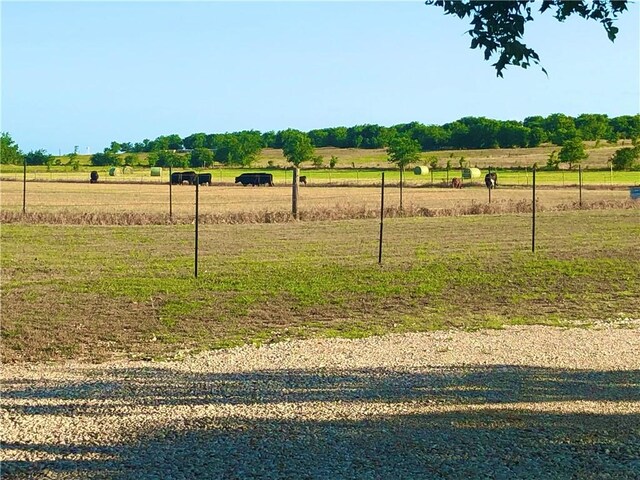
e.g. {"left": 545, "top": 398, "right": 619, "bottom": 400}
{"left": 2, "top": 113, "right": 639, "bottom": 171}
{"left": 108, "top": 114, "right": 639, "bottom": 156}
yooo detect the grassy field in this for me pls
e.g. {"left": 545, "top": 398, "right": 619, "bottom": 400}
{"left": 2, "top": 141, "right": 638, "bottom": 187}
{"left": 2, "top": 209, "right": 638, "bottom": 362}
{"left": 1, "top": 165, "right": 638, "bottom": 187}
{"left": 1, "top": 180, "right": 636, "bottom": 220}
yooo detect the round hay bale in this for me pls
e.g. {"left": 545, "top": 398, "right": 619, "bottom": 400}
{"left": 150, "top": 167, "right": 162, "bottom": 177}
{"left": 413, "top": 166, "right": 429, "bottom": 175}
{"left": 108, "top": 167, "right": 121, "bottom": 176}
{"left": 462, "top": 167, "right": 481, "bottom": 179}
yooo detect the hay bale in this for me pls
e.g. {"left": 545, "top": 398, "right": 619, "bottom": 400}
{"left": 150, "top": 167, "right": 162, "bottom": 177}
{"left": 108, "top": 167, "right": 121, "bottom": 176}
{"left": 462, "top": 167, "right": 481, "bottom": 179}
{"left": 413, "top": 166, "right": 429, "bottom": 175}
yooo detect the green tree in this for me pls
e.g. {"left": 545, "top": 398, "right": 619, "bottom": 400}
{"left": 544, "top": 113, "right": 578, "bottom": 145}
{"left": 66, "top": 152, "right": 79, "bottom": 171}
{"left": 388, "top": 136, "right": 420, "bottom": 211}
{"left": 108, "top": 141, "right": 122, "bottom": 154}
{"left": 610, "top": 147, "right": 640, "bottom": 171}
{"left": 190, "top": 148, "right": 215, "bottom": 168}
{"left": 558, "top": 137, "right": 588, "bottom": 169}
{"left": 214, "top": 131, "right": 262, "bottom": 166}
{"left": 24, "top": 149, "right": 53, "bottom": 166}
{"left": 148, "top": 150, "right": 188, "bottom": 168}
{"left": 281, "top": 130, "right": 315, "bottom": 167}
{"left": 546, "top": 150, "right": 560, "bottom": 170}
{"left": 387, "top": 136, "right": 421, "bottom": 169}
{"left": 182, "top": 133, "right": 207, "bottom": 150}
{"left": 426, "top": 1, "right": 629, "bottom": 77}
{"left": 90, "top": 150, "right": 120, "bottom": 167}
{"left": 1, "top": 132, "right": 23, "bottom": 164}
{"left": 329, "top": 155, "right": 338, "bottom": 169}
{"left": 312, "top": 155, "right": 324, "bottom": 168}
{"left": 575, "top": 114, "right": 613, "bottom": 141}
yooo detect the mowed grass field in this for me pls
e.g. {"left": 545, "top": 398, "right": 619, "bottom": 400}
{"left": 0, "top": 180, "right": 636, "bottom": 222}
{"left": 2, "top": 209, "right": 638, "bottom": 362}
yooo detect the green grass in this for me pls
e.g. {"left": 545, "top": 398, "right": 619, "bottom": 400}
{"left": 1, "top": 209, "right": 639, "bottom": 362}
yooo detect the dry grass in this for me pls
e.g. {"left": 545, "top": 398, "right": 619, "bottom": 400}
{"left": 2, "top": 198, "right": 638, "bottom": 226}
{"left": 259, "top": 142, "right": 628, "bottom": 169}
{"left": 1, "top": 180, "right": 636, "bottom": 225}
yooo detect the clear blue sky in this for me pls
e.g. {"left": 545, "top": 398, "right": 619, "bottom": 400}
{"left": 2, "top": 1, "right": 639, "bottom": 154}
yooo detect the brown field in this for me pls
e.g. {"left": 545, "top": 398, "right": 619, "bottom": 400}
{"left": 261, "top": 142, "right": 628, "bottom": 168}
{"left": 0, "top": 180, "right": 635, "bottom": 221}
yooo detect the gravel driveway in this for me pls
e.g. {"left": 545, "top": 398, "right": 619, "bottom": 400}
{"left": 2, "top": 324, "right": 639, "bottom": 479}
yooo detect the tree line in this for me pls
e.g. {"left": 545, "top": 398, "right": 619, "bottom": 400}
{"left": 108, "top": 114, "right": 639, "bottom": 155}
{"left": 2, "top": 113, "right": 639, "bottom": 171}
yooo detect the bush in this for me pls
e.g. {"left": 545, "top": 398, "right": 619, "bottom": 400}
{"left": 91, "top": 151, "right": 120, "bottom": 166}
{"left": 611, "top": 147, "right": 640, "bottom": 171}
{"left": 23, "top": 149, "right": 52, "bottom": 166}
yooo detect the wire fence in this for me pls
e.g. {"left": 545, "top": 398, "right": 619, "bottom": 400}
{"left": 1, "top": 174, "right": 637, "bottom": 222}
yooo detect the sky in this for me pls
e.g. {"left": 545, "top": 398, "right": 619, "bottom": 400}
{"left": 2, "top": 1, "right": 639, "bottom": 154}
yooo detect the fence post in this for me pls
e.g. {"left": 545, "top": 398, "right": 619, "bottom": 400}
{"left": 194, "top": 179, "right": 199, "bottom": 278}
{"left": 532, "top": 166, "right": 536, "bottom": 253}
{"left": 22, "top": 157, "right": 26, "bottom": 213}
{"left": 379, "top": 172, "right": 385, "bottom": 264}
{"left": 489, "top": 167, "right": 493, "bottom": 203}
{"left": 399, "top": 167, "right": 404, "bottom": 212}
{"left": 579, "top": 165, "right": 583, "bottom": 207}
{"left": 169, "top": 166, "right": 173, "bottom": 220}
{"left": 292, "top": 167, "right": 299, "bottom": 220}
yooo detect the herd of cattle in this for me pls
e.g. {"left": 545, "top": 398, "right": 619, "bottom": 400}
{"left": 88, "top": 170, "right": 496, "bottom": 189}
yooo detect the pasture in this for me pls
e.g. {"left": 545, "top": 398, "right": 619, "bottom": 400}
{"left": 0, "top": 180, "right": 636, "bottom": 221}
{"left": 1, "top": 165, "right": 639, "bottom": 187}
{"left": 2, "top": 209, "right": 638, "bottom": 362}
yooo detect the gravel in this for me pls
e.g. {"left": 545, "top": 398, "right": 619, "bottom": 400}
{"left": 2, "top": 324, "right": 640, "bottom": 479}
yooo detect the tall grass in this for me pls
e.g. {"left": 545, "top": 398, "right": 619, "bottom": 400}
{"left": 2, "top": 199, "right": 637, "bottom": 226}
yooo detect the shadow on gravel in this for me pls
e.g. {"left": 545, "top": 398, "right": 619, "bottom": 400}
{"left": 3, "top": 365, "right": 640, "bottom": 479}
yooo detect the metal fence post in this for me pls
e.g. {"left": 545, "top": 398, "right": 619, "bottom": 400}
{"left": 22, "top": 157, "right": 26, "bottom": 213}
{"left": 292, "top": 167, "right": 299, "bottom": 220}
{"left": 378, "top": 172, "right": 385, "bottom": 264}
{"left": 194, "top": 180, "right": 199, "bottom": 278}
{"left": 579, "top": 165, "right": 583, "bottom": 207}
{"left": 532, "top": 166, "right": 536, "bottom": 253}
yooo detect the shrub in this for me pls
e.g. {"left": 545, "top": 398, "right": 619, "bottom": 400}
{"left": 611, "top": 147, "right": 640, "bottom": 171}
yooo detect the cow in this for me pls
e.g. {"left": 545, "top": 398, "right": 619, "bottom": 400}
{"left": 170, "top": 172, "right": 183, "bottom": 185}
{"left": 197, "top": 173, "right": 212, "bottom": 186}
{"left": 299, "top": 175, "right": 307, "bottom": 185}
{"left": 451, "top": 177, "right": 462, "bottom": 189}
{"left": 235, "top": 173, "right": 274, "bottom": 186}
{"left": 171, "top": 171, "right": 197, "bottom": 185}
{"left": 485, "top": 172, "right": 498, "bottom": 189}
{"left": 90, "top": 171, "right": 99, "bottom": 184}
{"left": 181, "top": 171, "right": 197, "bottom": 185}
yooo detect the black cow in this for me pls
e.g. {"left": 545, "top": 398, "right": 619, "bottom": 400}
{"left": 170, "top": 172, "right": 183, "bottom": 185}
{"left": 235, "top": 173, "right": 274, "bottom": 186}
{"left": 197, "top": 173, "right": 212, "bottom": 186}
{"left": 171, "top": 171, "right": 197, "bottom": 185}
{"left": 299, "top": 175, "right": 307, "bottom": 185}
{"left": 90, "top": 171, "right": 99, "bottom": 184}
{"left": 485, "top": 172, "right": 498, "bottom": 189}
